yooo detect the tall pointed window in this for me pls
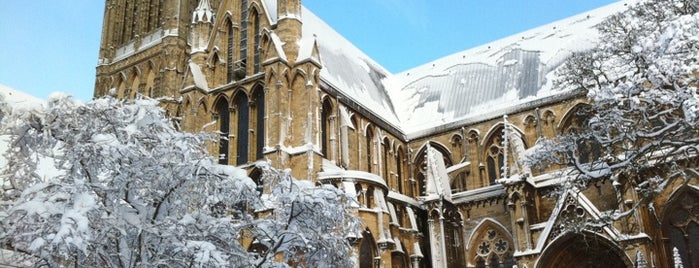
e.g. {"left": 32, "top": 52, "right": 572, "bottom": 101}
{"left": 321, "top": 98, "right": 333, "bottom": 158}
{"left": 252, "top": 10, "right": 261, "bottom": 73}
{"left": 214, "top": 98, "right": 230, "bottom": 164}
{"left": 252, "top": 87, "right": 265, "bottom": 160}
{"left": 395, "top": 147, "right": 404, "bottom": 194}
{"left": 366, "top": 127, "right": 375, "bottom": 173}
{"left": 233, "top": 92, "right": 249, "bottom": 165}
{"left": 226, "top": 19, "right": 235, "bottom": 83}
{"left": 383, "top": 138, "right": 391, "bottom": 185}
{"left": 239, "top": 0, "right": 248, "bottom": 70}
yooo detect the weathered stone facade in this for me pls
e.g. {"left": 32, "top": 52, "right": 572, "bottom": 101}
{"left": 95, "top": 0, "right": 697, "bottom": 267}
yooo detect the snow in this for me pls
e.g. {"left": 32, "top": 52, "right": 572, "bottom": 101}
{"left": 300, "top": 7, "right": 401, "bottom": 127}
{"left": 383, "top": 0, "right": 634, "bottom": 134}
{"left": 189, "top": 61, "right": 210, "bottom": 91}
{"left": 0, "top": 83, "right": 43, "bottom": 110}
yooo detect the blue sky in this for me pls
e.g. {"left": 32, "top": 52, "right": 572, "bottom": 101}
{"left": 0, "top": 0, "right": 617, "bottom": 101}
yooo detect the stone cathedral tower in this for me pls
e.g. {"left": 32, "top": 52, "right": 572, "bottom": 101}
{"left": 96, "top": 1, "right": 697, "bottom": 267}
{"left": 95, "top": 0, "right": 325, "bottom": 180}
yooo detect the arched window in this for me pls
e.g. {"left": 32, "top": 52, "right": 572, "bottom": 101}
{"left": 251, "top": 86, "right": 265, "bottom": 160}
{"left": 441, "top": 204, "right": 465, "bottom": 268}
{"left": 561, "top": 104, "right": 602, "bottom": 164}
{"left": 321, "top": 98, "right": 333, "bottom": 158}
{"left": 467, "top": 220, "right": 515, "bottom": 268}
{"left": 485, "top": 128, "right": 505, "bottom": 185}
{"left": 239, "top": 0, "right": 248, "bottom": 70}
{"left": 350, "top": 116, "right": 358, "bottom": 169}
{"left": 395, "top": 147, "right": 404, "bottom": 194}
{"left": 366, "top": 126, "right": 375, "bottom": 173}
{"left": 226, "top": 19, "right": 235, "bottom": 83}
{"left": 252, "top": 10, "right": 261, "bottom": 73}
{"left": 662, "top": 189, "right": 699, "bottom": 267}
{"left": 233, "top": 92, "right": 249, "bottom": 165}
{"left": 214, "top": 98, "right": 230, "bottom": 164}
{"left": 383, "top": 138, "right": 391, "bottom": 185}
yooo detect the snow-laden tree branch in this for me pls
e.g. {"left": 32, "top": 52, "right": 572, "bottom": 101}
{"left": 527, "top": 0, "right": 698, "bottom": 222}
{"left": 0, "top": 95, "right": 360, "bottom": 267}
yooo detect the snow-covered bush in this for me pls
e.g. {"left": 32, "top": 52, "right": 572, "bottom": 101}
{"left": 0, "top": 95, "right": 359, "bottom": 267}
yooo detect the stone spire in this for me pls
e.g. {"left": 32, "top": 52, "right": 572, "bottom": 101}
{"left": 192, "top": 0, "right": 214, "bottom": 23}
{"left": 190, "top": 0, "right": 214, "bottom": 53}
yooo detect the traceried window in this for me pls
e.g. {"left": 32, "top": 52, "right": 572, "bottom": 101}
{"left": 469, "top": 222, "right": 515, "bottom": 268}
{"left": 485, "top": 128, "right": 504, "bottom": 185}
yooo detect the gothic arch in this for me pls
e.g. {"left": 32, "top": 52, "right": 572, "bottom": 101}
{"left": 142, "top": 63, "right": 156, "bottom": 97}
{"left": 320, "top": 96, "right": 335, "bottom": 158}
{"left": 536, "top": 232, "right": 632, "bottom": 268}
{"left": 412, "top": 141, "right": 453, "bottom": 164}
{"left": 482, "top": 126, "right": 506, "bottom": 185}
{"left": 197, "top": 97, "right": 208, "bottom": 113}
{"left": 359, "top": 229, "right": 378, "bottom": 268}
{"left": 466, "top": 218, "right": 515, "bottom": 268}
{"left": 558, "top": 103, "right": 601, "bottom": 164}
{"left": 480, "top": 122, "right": 525, "bottom": 147}
{"left": 450, "top": 133, "right": 464, "bottom": 147}
{"left": 413, "top": 142, "right": 453, "bottom": 196}
{"left": 557, "top": 102, "right": 591, "bottom": 131}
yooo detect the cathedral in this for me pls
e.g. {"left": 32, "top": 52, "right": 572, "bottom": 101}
{"left": 94, "top": 0, "right": 698, "bottom": 267}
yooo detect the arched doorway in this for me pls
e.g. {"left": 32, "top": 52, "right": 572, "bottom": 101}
{"left": 537, "top": 232, "right": 632, "bottom": 268}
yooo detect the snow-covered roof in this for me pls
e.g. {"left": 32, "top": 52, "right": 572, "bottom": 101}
{"left": 252, "top": 1, "right": 632, "bottom": 136}
{"left": 299, "top": 7, "right": 401, "bottom": 127}
{"left": 383, "top": 1, "right": 632, "bottom": 134}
